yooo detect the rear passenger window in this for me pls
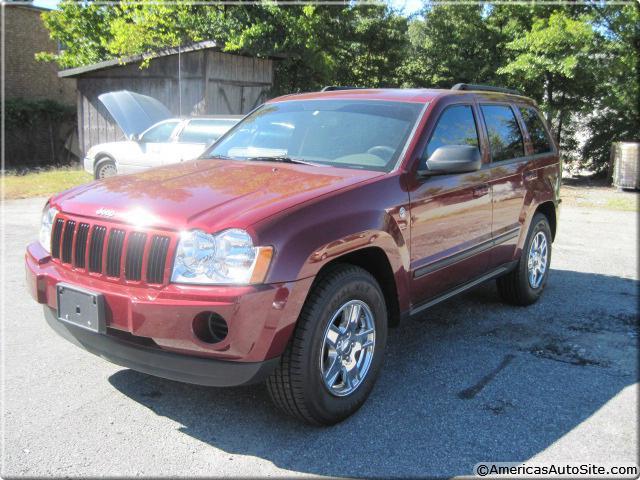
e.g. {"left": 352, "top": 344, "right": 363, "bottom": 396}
{"left": 519, "top": 107, "right": 553, "bottom": 154}
{"left": 425, "top": 105, "right": 479, "bottom": 161}
{"left": 481, "top": 105, "right": 524, "bottom": 162}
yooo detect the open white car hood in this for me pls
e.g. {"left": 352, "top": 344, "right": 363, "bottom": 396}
{"left": 98, "top": 90, "right": 172, "bottom": 138}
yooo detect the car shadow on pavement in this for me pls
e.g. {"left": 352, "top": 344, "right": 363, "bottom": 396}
{"left": 108, "top": 268, "right": 638, "bottom": 478}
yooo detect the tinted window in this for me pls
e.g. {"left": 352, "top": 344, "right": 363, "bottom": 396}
{"left": 425, "top": 105, "right": 479, "bottom": 161}
{"left": 206, "top": 100, "right": 423, "bottom": 172}
{"left": 177, "top": 119, "right": 238, "bottom": 144}
{"left": 481, "top": 105, "right": 524, "bottom": 162}
{"left": 140, "top": 121, "right": 179, "bottom": 143}
{"left": 519, "top": 107, "right": 552, "bottom": 154}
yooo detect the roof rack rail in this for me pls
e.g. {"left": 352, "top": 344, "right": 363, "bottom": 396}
{"left": 451, "top": 83, "right": 521, "bottom": 96}
{"left": 321, "top": 86, "right": 366, "bottom": 92}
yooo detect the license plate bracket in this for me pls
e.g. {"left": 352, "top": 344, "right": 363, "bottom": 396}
{"left": 57, "top": 283, "right": 106, "bottom": 334}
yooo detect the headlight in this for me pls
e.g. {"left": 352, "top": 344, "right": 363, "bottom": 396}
{"left": 39, "top": 204, "right": 59, "bottom": 253}
{"left": 171, "top": 229, "right": 273, "bottom": 285}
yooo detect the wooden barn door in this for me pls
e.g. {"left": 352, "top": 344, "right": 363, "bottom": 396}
{"left": 242, "top": 86, "right": 267, "bottom": 113}
{"left": 210, "top": 82, "right": 268, "bottom": 114}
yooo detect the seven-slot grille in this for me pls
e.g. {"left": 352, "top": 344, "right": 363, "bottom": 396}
{"left": 50, "top": 216, "right": 172, "bottom": 285}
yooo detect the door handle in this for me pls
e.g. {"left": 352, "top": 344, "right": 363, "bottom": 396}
{"left": 473, "top": 184, "right": 490, "bottom": 198}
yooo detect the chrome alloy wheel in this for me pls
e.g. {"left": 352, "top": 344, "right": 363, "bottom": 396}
{"left": 527, "top": 231, "right": 548, "bottom": 289}
{"left": 320, "top": 300, "right": 376, "bottom": 397}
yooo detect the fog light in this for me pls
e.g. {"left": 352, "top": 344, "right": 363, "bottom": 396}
{"left": 193, "top": 312, "right": 228, "bottom": 344}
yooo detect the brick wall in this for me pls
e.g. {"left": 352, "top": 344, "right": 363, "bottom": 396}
{"left": 3, "top": 5, "right": 76, "bottom": 105}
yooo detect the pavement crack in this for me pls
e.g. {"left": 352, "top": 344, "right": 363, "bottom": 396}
{"left": 457, "top": 354, "right": 515, "bottom": 400}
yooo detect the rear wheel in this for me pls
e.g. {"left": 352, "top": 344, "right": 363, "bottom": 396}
{"left": 95, "top": 158, "right": 116, "bottom": 179}
{"left": 267, "top": 264, "right": 387, "bottom": 425}
{"left": 497, "top": 213, "right": 552, "bottom": 306}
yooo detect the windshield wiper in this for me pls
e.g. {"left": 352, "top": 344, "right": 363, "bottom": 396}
{"left": 245, "top": 156, "right": 324, "bottom": 167}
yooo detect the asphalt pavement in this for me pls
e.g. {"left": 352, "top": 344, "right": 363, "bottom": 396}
{"left": 1, "top": 197, "right": 638, "bottom": 478}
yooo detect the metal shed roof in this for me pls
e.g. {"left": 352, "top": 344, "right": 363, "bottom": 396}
{"left": 58, "top": 40, "right": 281, "bottom": 78}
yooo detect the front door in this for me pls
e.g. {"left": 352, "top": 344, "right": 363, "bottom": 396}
{"left": 127, "top": 120, "right": 181, "bottom": 172}
{"left": 409, "top": 103, "right": 493, "bottom": 307}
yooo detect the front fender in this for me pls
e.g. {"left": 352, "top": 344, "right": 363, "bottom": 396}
{"left": 252, "top": 174, "right": 411, "bottom": 311}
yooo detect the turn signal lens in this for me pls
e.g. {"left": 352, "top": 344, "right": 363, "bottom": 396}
{"left": 250, "top": 246, "right": 274, "bottom": 284}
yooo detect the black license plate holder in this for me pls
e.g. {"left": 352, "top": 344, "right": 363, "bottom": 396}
{"left": 57, "top": 283, "right": 106, "bottom": 334}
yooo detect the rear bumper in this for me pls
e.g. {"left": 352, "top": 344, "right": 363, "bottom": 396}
{"left": 44, "top": 306, "right": 279, "bottom": 386}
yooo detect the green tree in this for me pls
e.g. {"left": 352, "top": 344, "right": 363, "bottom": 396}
{"left": 401, "top": 5, "right": 503, "bottom": 88}
{"left": 497, "top": 11, "right": 598, "bottom": 146}
{"left": 334, "top": 5, "right": 409, "bottom": 88}
{"left": 37, "top": 2, "right": 406, "bottom": 94}
{"left": 36, "top": 1, "right": 638, "bottom": 174}
{"left": 580, "top": 3, "right": 639, "bottom": 173}
{"left": 37, "top": 1, "right": 117, "bottom": 68}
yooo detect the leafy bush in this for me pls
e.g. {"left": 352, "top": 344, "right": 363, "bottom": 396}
{"left": 4, "top": 98, "right": 77, "bottom": 170}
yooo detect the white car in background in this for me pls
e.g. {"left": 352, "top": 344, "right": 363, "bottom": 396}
{"left": 83, "top": 91, "right": 241, "bottom": 178}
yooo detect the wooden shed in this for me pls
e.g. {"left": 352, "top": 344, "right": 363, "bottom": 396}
{"left": 58, "top": 41, "right": 276, "bottom": 154}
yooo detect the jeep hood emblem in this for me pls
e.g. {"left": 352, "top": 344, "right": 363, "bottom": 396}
{"left": 96, "top": 207, "right": 116, "bottom": 218}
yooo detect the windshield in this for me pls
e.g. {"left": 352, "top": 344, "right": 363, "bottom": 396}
{"left": 204, "top": 100, "right": 424, "bottom": 172}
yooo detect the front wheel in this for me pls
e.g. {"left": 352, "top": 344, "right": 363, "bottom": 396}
{"left": 497, "top": 213, "right": 552, "bottom": 306}
{"left": 267, "top": 264, "right": 388, "bottom": 425}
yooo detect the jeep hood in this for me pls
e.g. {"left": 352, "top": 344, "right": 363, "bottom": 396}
{"left": 98, "top": 90, "right": 172, "bottom": 137}
{"left": 53, "top": 160, "right": 383, "bottom": 231}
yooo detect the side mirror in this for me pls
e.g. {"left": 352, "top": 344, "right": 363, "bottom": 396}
{"left": 129, "top": 133, "right": 141, "bottom": 142}
{"left": 418, "top": 145, "right": 481, "bottom": 176}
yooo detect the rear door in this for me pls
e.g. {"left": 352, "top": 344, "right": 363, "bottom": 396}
{"left": 408, "top": 99, "right": 493, "bottom": 306}
{"left": 478, "top": 102, "right": 530, "bottom": 267}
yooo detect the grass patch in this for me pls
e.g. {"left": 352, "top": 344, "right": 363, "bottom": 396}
{"left": 604, "top": 196, "right": 638, "bottom": 211}
{"left": 2, "top": 168, "right": 93, "bottom": 200}
{"left": 560, "top": 185, "right": 638, "bottom": 212}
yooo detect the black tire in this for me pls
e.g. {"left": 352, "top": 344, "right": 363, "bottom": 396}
{"left": 266, "top": 264, "right": 388, "bottom": 425}
{"left": 497, "top": 213, "right": 552, "bottom": 306}
{"left": 95, "top": 158, "right": 117, "bottom": 179}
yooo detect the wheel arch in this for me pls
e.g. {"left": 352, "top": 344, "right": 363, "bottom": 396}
{"left": 534, "top": 201, "right": 557, "bottom": 240}
{"left": 93, "top": 153, "right": 116, "bottom": 176}
{"left": 309, "top": 247, "right": 401, "bottom": 327}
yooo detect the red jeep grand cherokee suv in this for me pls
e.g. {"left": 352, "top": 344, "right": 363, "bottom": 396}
{"left": 26, "top": 85, "right": 560, "bottom": 425}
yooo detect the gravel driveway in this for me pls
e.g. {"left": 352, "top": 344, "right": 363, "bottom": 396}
{"left": 2, "top": 197, "right": 638, "bottom": 478}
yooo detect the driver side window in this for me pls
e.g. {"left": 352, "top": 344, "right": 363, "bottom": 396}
{"left": 140, "top": 121, "right": 179, "bottom": 143}
{"left": 423, "top": 105, "right": 479, "bottom": 167}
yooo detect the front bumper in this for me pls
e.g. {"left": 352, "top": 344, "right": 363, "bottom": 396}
{"left": 43, "top": 306, "right": 278, "bottom": 386}
{"left": 26, "top": 242, "right": 313, "bottom": 384}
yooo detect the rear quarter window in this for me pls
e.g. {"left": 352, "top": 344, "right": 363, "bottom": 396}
{"left": 519, "top": 107, "right": 553, "bottom": 154}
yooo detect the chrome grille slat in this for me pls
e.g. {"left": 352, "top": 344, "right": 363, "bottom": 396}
{"left": 74, "top": 223, "right": 90, "bottom": 268}
{"left": 89, "top": 226, "right": 107, "bottom": 273}
{"left": 61, "top": 220, "right": 76, "bottom": 264}
{"left": 51, "top": 218, "right": 64, "bottom": 259}
{"left": 125, "top": 232, "right": 147, "bottom": 281}
{"left": 106, "top": 229, "right": 126, "bottom": 277}
{"left": 147, "top": 235, "right": 170, "bottom": 284}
